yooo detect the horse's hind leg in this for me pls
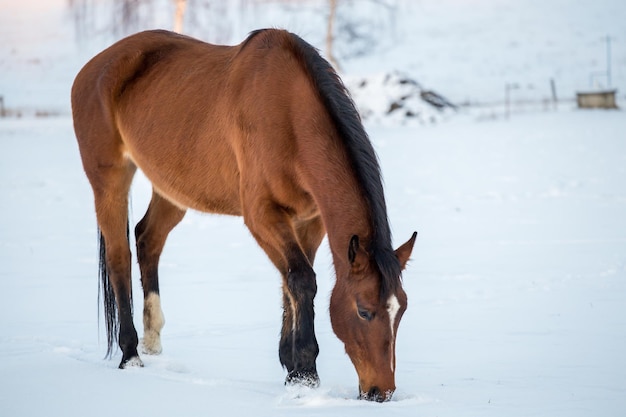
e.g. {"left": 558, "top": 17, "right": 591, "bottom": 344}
{"left": 90, "top": 161, "right": 139, "bottom": 368}
{"left": 73, "top": 65, "right": 141, "bottom": 367}
{"left": 135, "top": 190, "right": 186, "bottom": 354}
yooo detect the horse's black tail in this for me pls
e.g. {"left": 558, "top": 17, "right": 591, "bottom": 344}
{"left": 98, "top": 229, "right": 118, "bottom": 358}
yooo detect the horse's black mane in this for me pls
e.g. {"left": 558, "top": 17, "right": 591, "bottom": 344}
{"left": 245, "top": 29, "right": 402, "bottom": 297}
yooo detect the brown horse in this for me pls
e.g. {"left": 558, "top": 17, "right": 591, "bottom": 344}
{"left": 71, "top": 29, "right": 416, "bottom": 402}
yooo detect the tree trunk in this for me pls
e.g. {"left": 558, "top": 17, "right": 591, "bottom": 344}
{"left": 326, "top": 0, "right": 340, "bottom": 70}
{"left": 174, "top": 0, "right": 187, "bottom": 33}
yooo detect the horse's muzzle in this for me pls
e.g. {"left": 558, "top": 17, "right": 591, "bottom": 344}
{"left": 359, "top": 386, "right": 393, "bottom": 402}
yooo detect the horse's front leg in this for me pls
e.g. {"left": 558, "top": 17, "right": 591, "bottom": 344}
{"left": 243, "top": 200, "right": 320, "bottom": 387}
{"left": 281, "top": 216, "right": 325, "bottom": 386}
{"left": 280, "top": 253, "right": 320, "bottom": 387}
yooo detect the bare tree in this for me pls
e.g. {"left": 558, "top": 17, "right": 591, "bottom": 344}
{"left": 70, "top": 0, "right": 151, "bottom": 40}
{"left": 69, "top": 0, "right": 399, "bottom": 63}
{"left": 112, "top": 0, "right": 146, "bottom": 37}
{"left": 186, "top": 0, "right": 232, "bottom": 43}
{"left": 326, "top": 0, "right": 340, "bottom": 70}
{"left": 173, "top": 0, "right": 187, "bottom": 33}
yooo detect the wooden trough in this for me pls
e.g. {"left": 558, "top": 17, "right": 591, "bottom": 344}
{"left": 576, "top": 89, "right": 618, "bottom": 109}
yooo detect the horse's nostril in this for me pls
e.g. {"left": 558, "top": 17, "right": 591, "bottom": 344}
{"left": 367, "top": 386, "right": 384, "bottom": 402}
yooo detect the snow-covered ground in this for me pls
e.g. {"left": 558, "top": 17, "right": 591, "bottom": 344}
{"left": 2, "top": 109, "right": 625, "bottom": 416}
{"left": 1, "top": 0, "right": 626, "bottom": 416}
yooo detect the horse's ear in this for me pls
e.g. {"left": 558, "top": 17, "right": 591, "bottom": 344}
{"left": 348, "top": 235, "right": 367, "bottom": 273}
{"left": 395, "top": 232, "right": 417, "bottom": 270}
{"left": 348, "top": 235, "right": 359, "bottom": 264}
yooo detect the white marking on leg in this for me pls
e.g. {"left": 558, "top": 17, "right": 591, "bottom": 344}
{"left": 387, "top": 294, "right": 400, "bottom": 372}
{"left": 142, "top": 293, "right": 165, "bottom": 355}
{"left": 289, "top": 293, "right": 298, "bottom": 332}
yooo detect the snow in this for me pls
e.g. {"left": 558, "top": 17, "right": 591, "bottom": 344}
{"left": 2, "top": 107, "right": 625, "bottom": 417}
{"left": 1, "top": 0, "right": 626, "bottom": 416}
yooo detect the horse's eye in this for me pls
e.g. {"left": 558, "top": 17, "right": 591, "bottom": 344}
{"left": 358, "top": 307, "right": 374, "bottom": 321}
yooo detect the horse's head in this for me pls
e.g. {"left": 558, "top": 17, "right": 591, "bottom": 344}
{"left": 330, "top": 232, "right": 416, "bottom": 402}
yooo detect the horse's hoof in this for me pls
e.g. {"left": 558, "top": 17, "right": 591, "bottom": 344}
{"left": 140, "top": 336, "right": 162, "bottom": 355}
{"left": 285, "top": 369, "right": 320, "bottom": 388}
{"left": 141, "top": 345, "right": 162, "bottom": 355}
{"left": 119, "top": 355, "right": 144, "bottom": 369}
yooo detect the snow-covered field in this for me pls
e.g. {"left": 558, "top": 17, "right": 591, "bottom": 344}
{"left": 1, "top": 0, "right": 626, "bottom": 416}
{"left": 2, "top": 109, "right": 625, "bottom": 416}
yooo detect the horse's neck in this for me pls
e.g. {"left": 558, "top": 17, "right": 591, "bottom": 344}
{"left": 298, "top": 134, "right": 373, "bottom": 271}
{"left": 324, "top": 192, "right": 371, "bottom": 271}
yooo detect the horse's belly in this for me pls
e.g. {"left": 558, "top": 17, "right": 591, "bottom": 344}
{"left": 125, "top": 149, "right": 242, "bottom": 216}
{"left": 157, "top": 182, "right": 242, "bottom": 216}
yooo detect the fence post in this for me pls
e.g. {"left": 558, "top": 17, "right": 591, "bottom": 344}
{"left": 550, "top": 78, "right": 557, "bottom": 110}
{"left": 505, "top": 83, "right": 519, "bottom": 119}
